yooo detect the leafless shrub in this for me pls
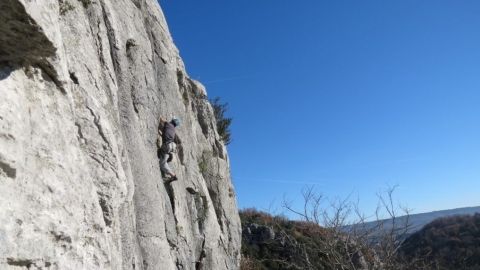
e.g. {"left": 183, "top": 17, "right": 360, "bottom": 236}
{"left": 282, "top": 185, "right": 430, "bottom": 270}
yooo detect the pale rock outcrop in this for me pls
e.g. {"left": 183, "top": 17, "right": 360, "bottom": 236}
{"left": 0, "top": 0, "right": 241, "bottom": 269}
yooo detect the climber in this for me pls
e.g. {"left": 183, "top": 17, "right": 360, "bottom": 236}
{"left": 158, "top": 116, "right": 181, "bottom": 182}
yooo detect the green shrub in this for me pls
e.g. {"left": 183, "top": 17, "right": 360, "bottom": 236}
{"left": 198, "top": 150, "right": 211, "bottom": 175}
{"left": 78, "top": 0, "right": 92, "bottom": 8}
{"left": 210, "top": 97, "right": 232, "bottom": 145}
{"left": 59, "top": 1, "right": 74, "bottom": 15}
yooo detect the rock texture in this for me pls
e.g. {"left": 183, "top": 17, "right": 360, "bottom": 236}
{"left": 0, "top": 0, "right": 241, "bottom": 269}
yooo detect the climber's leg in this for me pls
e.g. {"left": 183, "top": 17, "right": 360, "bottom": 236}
{"left": 160, "top": 151, "right": 173, "bottom": 175}
{"left": 160, "top": 143, "right": 177, "bottom": 181}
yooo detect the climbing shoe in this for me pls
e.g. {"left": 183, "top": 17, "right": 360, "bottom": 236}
{"left": 164, "top": 175, "right": 178, "bottom": 184}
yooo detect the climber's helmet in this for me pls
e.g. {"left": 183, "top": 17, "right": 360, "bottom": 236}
{"left": 171, "top": 118, "right": 181, "bottom": 127}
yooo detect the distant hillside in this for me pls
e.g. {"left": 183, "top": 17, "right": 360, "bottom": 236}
{"left": 354, "top": 206, "right": 480, "bottom": 236}
{"left": 400, "top": 214, "right": 480, "bottom": 270}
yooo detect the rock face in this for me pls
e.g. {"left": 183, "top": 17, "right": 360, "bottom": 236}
{"left": 0, "top": 0, "right": 241, "bottom": 269}
{"left": 243, "top": 224, "right": 276, "bottom": 245}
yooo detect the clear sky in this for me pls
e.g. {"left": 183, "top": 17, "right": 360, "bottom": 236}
{"left": 160, "top": 0, "right": 480, "bottom": 217}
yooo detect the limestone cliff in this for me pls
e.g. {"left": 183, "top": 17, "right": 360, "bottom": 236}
{"left": 0, "top": 0, "right": 241, "bottom": 269}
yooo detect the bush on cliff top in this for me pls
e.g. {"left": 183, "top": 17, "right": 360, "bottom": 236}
{"left": 210, "top": 97, "right": 232, "bottom": 145}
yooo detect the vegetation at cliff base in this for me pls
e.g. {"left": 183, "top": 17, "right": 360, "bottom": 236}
{"left": 240, "top": 208, "right": 373, "bottom": 270}
{"left": 240, "top": 208, "right": 480, "bottom": 270}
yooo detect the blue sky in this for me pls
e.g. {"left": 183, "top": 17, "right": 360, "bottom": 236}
{"left": 160, "top": 0, "right": 480, "bottom": 217}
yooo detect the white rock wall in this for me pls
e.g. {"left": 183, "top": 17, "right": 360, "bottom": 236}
{"left": 0, "top": 0, "right": 241, "bottom": 269}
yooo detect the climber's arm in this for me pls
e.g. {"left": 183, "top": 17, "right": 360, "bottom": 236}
{"left": 158, "top": 117, "right": 167, "bottom": 133}
{"left": 174, "top": 134, "right": 182, "bottom": 145}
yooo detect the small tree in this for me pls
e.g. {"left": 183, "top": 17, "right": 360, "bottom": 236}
{"left": 210, "top": 97, "right": 232, "bottom": 145}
